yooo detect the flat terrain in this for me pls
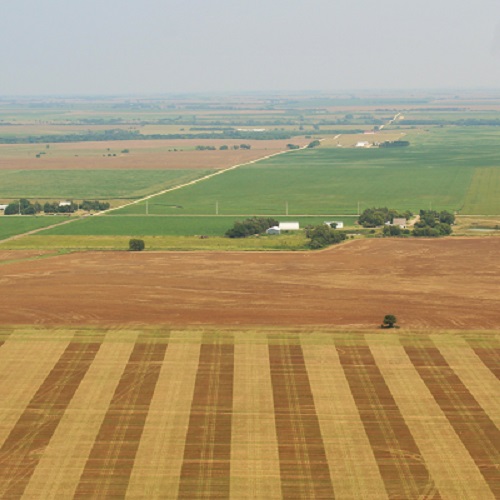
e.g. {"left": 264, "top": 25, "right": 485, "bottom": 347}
{"left": 0, "top": 139, "right": 308, "bottom": 171}
{"left": 0, "top": 169, "right": 212, "bottom": 200}
{"left": 1, "top": 238, "right": 499, "bottom": 328}
{"left": 0, "top": 327, "right": 498, "bottom": 498}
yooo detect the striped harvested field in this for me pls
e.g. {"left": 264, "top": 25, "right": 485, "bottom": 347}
{"left": 0, "top": 328, "right": 498, "bottom": 499}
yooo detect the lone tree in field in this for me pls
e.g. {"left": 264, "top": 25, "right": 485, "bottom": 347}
{"left": 129, "top": 239, "right": 145, "bottom": 251}
{"left": 382, "top": 314, "right": 397, "bottom": 328}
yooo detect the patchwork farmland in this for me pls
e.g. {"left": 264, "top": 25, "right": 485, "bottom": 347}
{"left": 1, "top": 95, "right": 500, "bottom": 498}
{"left": 0, "top": 328, "right": 498, "bottom": 498}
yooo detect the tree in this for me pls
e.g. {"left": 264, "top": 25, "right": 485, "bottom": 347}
{"left": 225, "top": 217, "right": 278, "bottom": 238}
{"left": 129, "top": 239, "right": 145, "bottom": 251}
{"left": 305, "top": 224, "right": 347, "bottom": 249}
{"left": 382, "top": 314, "right": 397, "bottom": 328}
{"left": 307, "top": 140, "right": 321, "bottom": 148}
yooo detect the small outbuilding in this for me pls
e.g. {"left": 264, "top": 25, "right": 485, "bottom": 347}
{"left": 59, "top": 201, "right": 72, "bottom": 207}
{"left": 266, "top": 226, "right": 281, "bottom": 235}
{"left": 0, "top": 204, "right": 8, "bottom": 211}
{"left": 279, "top": 222, "right": 300, "bottom": 231}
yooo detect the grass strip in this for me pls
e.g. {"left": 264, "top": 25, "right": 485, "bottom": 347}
{"left": 230, "top": 344, "right": 281, "bottom": 498}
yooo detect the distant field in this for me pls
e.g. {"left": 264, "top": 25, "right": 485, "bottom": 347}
{"left": 110, "top": 127, "right": 500, "bottom": 216}
{"left": 0, "top": 216, "right": 68, "bottom": 240}
{"left": 114, "top": 144, "right": 472, "bottom": 215}
{"left": 0, "top": 169, "right": 212, "bottom": 200}
{"left": 0, "top": 138, "right": 307, "bottom": 171}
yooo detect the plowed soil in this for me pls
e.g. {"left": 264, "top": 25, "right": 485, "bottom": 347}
{"left": 1, "top": 238, "right": 499, "bottom": 328}
{"left": 0, "top": 139, "right": 309, "bottom": 171}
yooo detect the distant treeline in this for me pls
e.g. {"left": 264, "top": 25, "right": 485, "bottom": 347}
{"left": 379, "top": 140, "right": 410, "bottom": 148}
{"left": 399, "top": 119, "right": 500, "bottom": 126}
{"left": 0, "top": 128, "right": 366, "bottom": 144}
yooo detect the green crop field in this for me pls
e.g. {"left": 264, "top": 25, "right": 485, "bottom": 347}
{"left": 0, "top": 170, "right": 213, "bottom": 200}
{"left": 0, "top": 216, "right": 68, "bottom": 240}
{"left": 41, "top": 215, "right": 358, "bottom": 237}
{"left": 110, "top": 127, "right": 500, "bottom": 217}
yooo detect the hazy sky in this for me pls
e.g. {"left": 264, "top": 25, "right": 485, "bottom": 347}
{"left": 1, "top": 0, "right": 500, "bottom": 95}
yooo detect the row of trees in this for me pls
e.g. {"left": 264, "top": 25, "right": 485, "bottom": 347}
{"left": 3, "top": 198, "right": 110, "bottom": 215}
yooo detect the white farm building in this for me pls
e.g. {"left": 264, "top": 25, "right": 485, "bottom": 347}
{"left": 279, "top": 222, "right": 300, "bottom": 231}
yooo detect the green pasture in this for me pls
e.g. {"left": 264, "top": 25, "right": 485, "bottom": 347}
{"left": 40, "top": 215, "right": 358, "bottom": 237}
{"left": 0, "top": 169, "right": 213, "bottom": 200}
{"left": 0, "top": 216, "right": 69, "bottom": 240}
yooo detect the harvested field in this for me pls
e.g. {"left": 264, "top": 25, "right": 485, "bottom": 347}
{"left": 0, "top": 329, "right": 498, "bottom": 498}
{"left": 0, "top": 250, "right": 55, "bottom": 263}
{"left": 0, "top": 139, "right": 308, "bottom": 171}
{"left": 0, "top": 238, "right": 500, "bottom": 329}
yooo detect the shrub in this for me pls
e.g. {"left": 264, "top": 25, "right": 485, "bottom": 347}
{"left": 129, "top": 239, "right": 145, "bottom": 251}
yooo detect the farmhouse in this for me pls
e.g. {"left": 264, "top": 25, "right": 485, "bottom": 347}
{"left": 325, "top": 221, "right": 344, "bottom": 229}
{"left": 0, "top": 204, "right": 8, "bottom": 211}
{"left": 279, "top": 222, "right": 300, "bottom": 231}
{"left": 59, "top": 201, "right": 72, "bottom": 207}
{"left": 355, "top": 141, "right": 370, "bottom": 148}
{"left": 392, "top": 217, "right": 407, "bottom": 229}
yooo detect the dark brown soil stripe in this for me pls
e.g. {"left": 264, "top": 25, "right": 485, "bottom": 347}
{"left": 178, "top": 343, "right": 234, "bottom": 499}
{"left": 74, "top": 336, "right": 168, "bottom": 498}
{"left": 469, "top": 346, "right": 500, "bottom": 381}
{"left": 269, "top": 344, "right": 335, "bottom": 499}
{"left": 404, "top": 339, "right": 500, "bottom": 498}
{"left": 0, "top": 339, "right": 102, "bottom": 498}
{"left": 337, "top": 344, "right": 439, "bottom": 499}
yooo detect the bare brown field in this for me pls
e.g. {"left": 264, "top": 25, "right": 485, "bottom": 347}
{"left": 0, "top": 330, "right": 498, "bottom": 498}
{"left": 0, "top": 238, "right": 499, "bottom": 329}
{"left": 0, "top": 138, "right": 309, "bottom": 171}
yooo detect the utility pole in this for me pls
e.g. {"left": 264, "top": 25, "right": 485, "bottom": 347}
{"left": 216, "top": 201, "right": 219, "bottom": 215}
{"left": 146, "top": 200, "right": 149, "bottom": 215}
{"left": 286, "top": 201, "right": 288, "bottom": 216}
{"left": 357, "top": 201, "right": 360, "bottom": 215}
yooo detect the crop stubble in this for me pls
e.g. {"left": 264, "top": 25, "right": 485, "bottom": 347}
{"left": 0, "top": 331, "right": 498, "bottom": 498}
